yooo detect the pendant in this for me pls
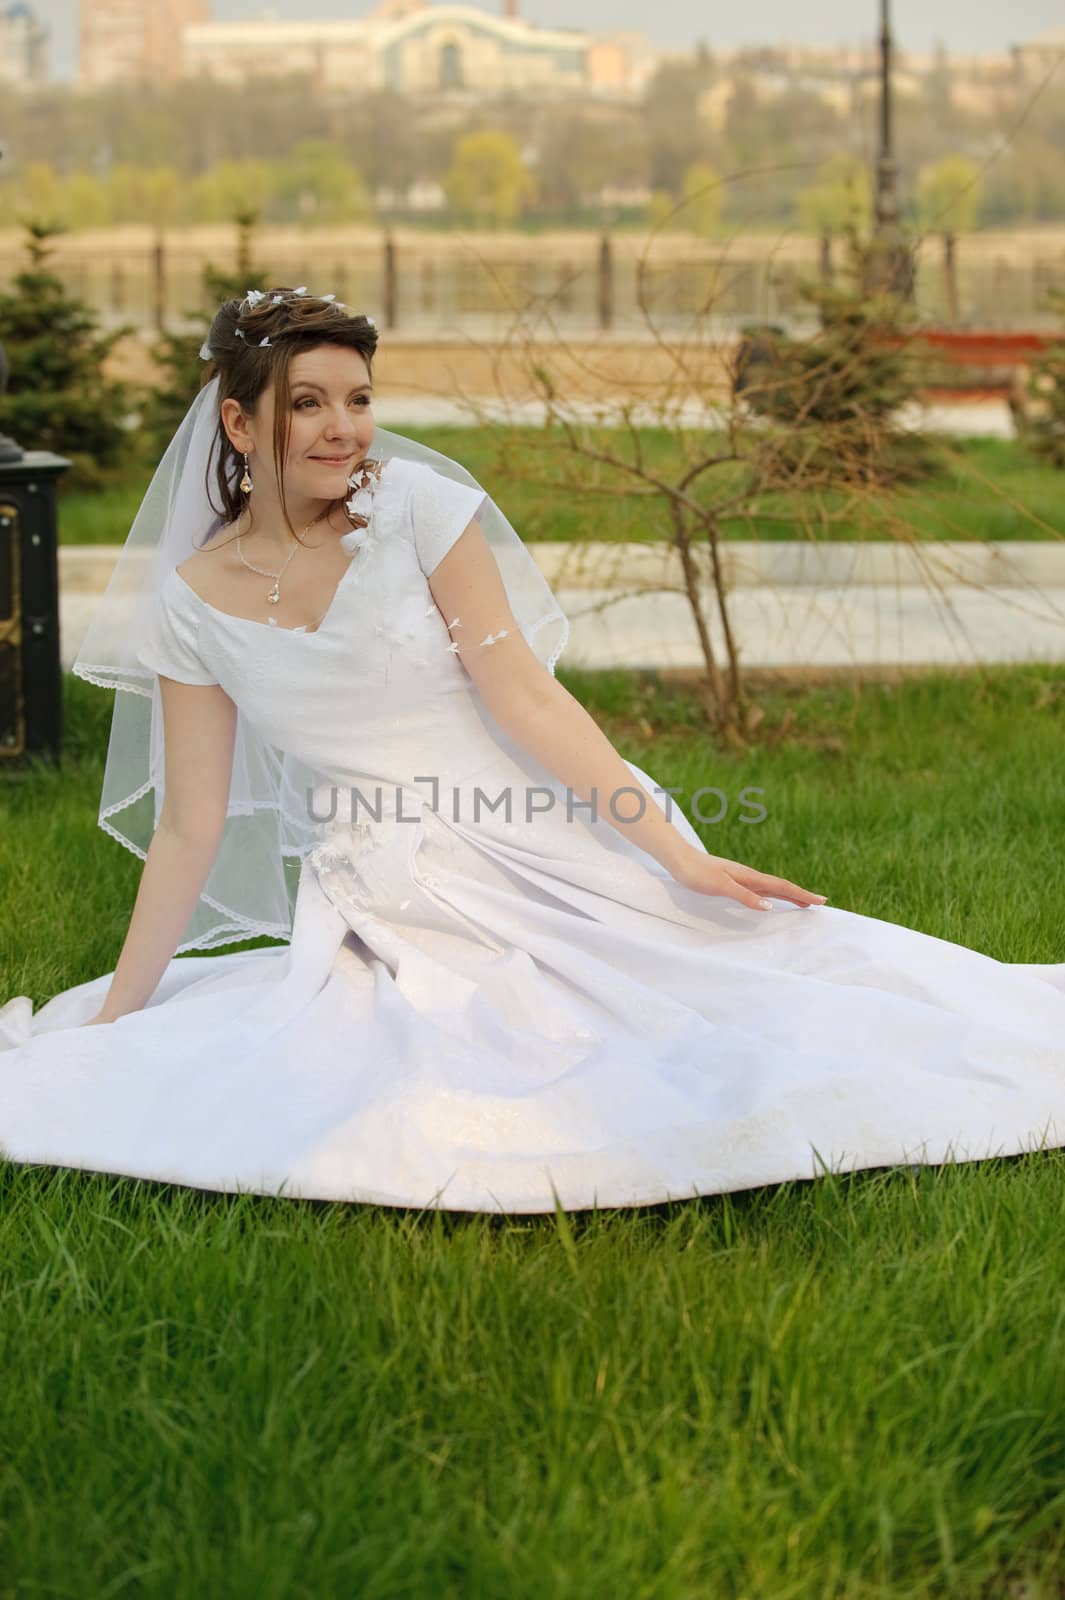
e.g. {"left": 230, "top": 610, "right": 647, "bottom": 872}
{"left": 268, "top": 586, "right": 280, "bottom": 603}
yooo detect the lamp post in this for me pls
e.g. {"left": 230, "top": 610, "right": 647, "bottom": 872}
{"left": 0, "top": 339, "right": 72, "bottom": 763}
{"left": 864, "top": 0, "right": 915, "bottom": 300}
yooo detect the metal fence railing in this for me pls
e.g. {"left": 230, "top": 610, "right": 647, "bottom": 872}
{"left": 1, "top": 233, "right": 1062, "bottom": 339}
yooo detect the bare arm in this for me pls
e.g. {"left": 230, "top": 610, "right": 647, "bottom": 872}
{"left": 427, "top": 521, "right": 827, "bottom": 913}
{"left": 89, "top": 676, "right": 238, "bottom": 1023}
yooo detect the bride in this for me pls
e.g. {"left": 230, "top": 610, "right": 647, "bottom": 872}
{"left": 1, "top": 285, "right": 1063, "bottom": 1214}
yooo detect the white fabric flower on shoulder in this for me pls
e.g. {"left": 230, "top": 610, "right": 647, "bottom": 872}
{"left": 344, "top": 483, "right": 376, "bottom": 526}
{"left": 339, "top": 522, "right": 371, "bottom": 556}
{"left": 340, "top": 459, "right": 387, "bottom": 555}
{"left": 341, "top": 485, "right": 376, "bottom": 554}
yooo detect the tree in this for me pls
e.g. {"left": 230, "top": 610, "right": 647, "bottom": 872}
{"left": 434, "top": 227, "right": 956, "bottom": 750}
{"left": 137, "top": 217, "right": 269, "bottom": 464}
{"left": 54, "top": 172, "right": 109, "bottom": 231}
{"left": 1010, "top": 287, "right": 1065, "bottom": 470}
{"left": 643, "top": 57, "right": 715, "bottom": 193}
{"left": 0, "top": 222, "right": 138, "bottom": 490}
{"left": 796, "top": 153, "right": 872, "bottom": 237}
{"left": 441, "top": 131, "right": 537, "bottom": 229}
{"left": 914, "top": 155, "right": 983, "bottom": 324}
{"left": 104, "top": 163, "right": 183, "bottom": 228}
{"left": 273, "top": 139, "right": 374, "bottom": 227}
{"left": 645, "top": 189, "right": 676, "bottom": 231}
{"left": 535, "top": 112, "right": 647, "bottom": 217}
{"left": 679, "top": 162, "right": 723, "bottom": 237}
{"left": 0, "top": 162, "right": 63, "bottom": 232}
{"left": 980, "top": 134, "right": 1065, "bottom": 226}
{"left": 734, "top": 231, "right": 937, "bottom": 490}
{"left": 187, "top": 160, "right": 276, "bottom": 227}
{"left": 796, "top": 154, "right": 872, "bottom": 282}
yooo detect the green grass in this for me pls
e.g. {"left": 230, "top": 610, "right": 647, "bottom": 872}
{"left": 56, "top": 430, "right": 1065, "bottom": 547}
{"left": 2, "top": 664, "right": 1065, "bottom": 1596}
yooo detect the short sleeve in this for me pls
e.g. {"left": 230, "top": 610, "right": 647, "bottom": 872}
{"left": 406, "top": 461, "right": 488, "bottom": 580}
{"left": 135, "top": 573, "right": 218, "bottom": 686}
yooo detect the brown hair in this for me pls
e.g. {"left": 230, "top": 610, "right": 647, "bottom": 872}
{"left": 198, "top": 287, "right": 379, "bottom": 549}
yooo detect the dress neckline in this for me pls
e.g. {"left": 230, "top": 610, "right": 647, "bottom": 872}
{"left": 171, "top": 458, "right": 396, "bottom": 637}
{"left": 171, "top": 553, "right": 360, "bottom": 637}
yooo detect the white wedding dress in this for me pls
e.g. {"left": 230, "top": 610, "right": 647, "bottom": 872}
{"left": 2, "top": 456, "right": 1064, "bottom": 1213}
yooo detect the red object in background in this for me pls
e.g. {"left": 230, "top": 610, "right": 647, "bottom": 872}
{"left": 871, "top": 328, "right": 1059, "bottom": 400}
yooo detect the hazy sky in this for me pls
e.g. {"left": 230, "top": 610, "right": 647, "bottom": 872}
{"left": 34, "top": 0, "right": 1065, "bottom": 86}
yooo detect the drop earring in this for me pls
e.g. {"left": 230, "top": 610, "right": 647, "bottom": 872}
{"left": 240, "top": 452, "right": 253, "bottom": 494}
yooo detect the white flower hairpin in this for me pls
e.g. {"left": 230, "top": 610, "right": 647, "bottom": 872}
{"left": 198, "top": 288, "right": 378, "bottom": 362}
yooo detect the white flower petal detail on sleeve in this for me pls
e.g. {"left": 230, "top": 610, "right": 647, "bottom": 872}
{"left": 339, "top": 526, "right": 370, "bottom": 555}
{"left": 345, "top": 485, "right": 375, "bottom": 522}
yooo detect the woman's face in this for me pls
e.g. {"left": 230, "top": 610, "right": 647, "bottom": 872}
{"left": 224, "top": 343, "right": 376, "bottom": 510}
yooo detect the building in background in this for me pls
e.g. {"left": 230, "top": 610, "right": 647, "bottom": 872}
{"left": 0, "top": 1, "right": 49, "bottom": 88}
{"left": 60, "top": 4, "right": 1065, "bottom": 108}
{"left": 690, "top": 37, "right": 1028, "bottom": 132}
{"left": 1011, "top": 26, "right": 1065, "bottom": 81}
{"left": 79, "top": 0, "right": 212, "bottom": 89}
{"left": 179, "top": 1, "right": 652, "bottom": 99}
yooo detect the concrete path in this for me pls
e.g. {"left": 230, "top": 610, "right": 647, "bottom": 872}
{"left": 547, "top": 582, "right": 1065, "bottom": 672}
{"left": 365, "top": 395, "right": 1018, "bottom": 438}
{"left": 58, "top": 540, "right": 1065, "bottom": 675}
{"left": 52, "top": 395, "right": 1061, "bottom": 675}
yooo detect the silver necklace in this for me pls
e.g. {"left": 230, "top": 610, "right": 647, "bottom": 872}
{"left": 236, "top": 507, "right": 332, "bottom": 605}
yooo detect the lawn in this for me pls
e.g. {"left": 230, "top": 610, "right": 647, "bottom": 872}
{"left": 1, "top": 663, "right": 1064, "bottom": 1596}
{"left": 56, "top": 429, "right": 1065, "bottom": 548}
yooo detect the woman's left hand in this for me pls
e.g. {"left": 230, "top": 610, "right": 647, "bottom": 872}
{"left": 666, "top": 843, "right": 828, "bottom": 912}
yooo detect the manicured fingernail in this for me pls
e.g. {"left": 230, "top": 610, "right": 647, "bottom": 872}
{"left": 760, "top": 899, "right": 772, "bottom": 910}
